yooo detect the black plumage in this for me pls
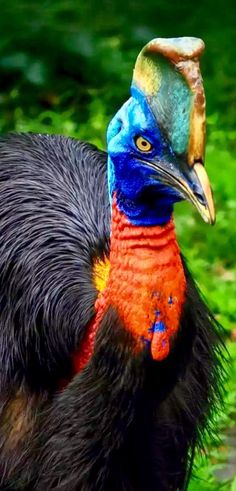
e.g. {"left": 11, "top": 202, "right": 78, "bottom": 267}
{"left": 0, "top": 133, "right": 224, "bottom": 490}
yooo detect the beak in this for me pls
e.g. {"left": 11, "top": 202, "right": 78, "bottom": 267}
{"left": 142, "top": 158, "right": 215, "bottom": 225}
{"left": 181, "top": 162, "right": 215, "bottom": 225}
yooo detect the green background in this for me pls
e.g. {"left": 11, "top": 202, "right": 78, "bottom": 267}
{"left": 0, "top": 0, "right": 235, "bottom": 488}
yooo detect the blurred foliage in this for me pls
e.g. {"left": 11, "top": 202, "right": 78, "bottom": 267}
{"left": 0, "top": 0, "right": 236, "bottom": 141}
{"left": 0, "top": 0, "right": 235, "bottom": 488}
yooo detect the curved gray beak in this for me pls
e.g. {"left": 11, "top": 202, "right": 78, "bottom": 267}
{"left": 141, "top": 158, "right": 215, "bottom": 225}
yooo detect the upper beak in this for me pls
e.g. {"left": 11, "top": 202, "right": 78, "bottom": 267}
{"left": 142, "top": 158, "right": 215, "bottom": 225}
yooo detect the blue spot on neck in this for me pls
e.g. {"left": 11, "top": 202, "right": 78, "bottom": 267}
{"left": 149, "top": 320, "right": 166, "bottom": 333}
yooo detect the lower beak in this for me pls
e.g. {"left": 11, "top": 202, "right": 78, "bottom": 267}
{"left": 143, "top": 159, "right": 215, "bottom": 225}
{"left": 177, "top": 162, "right": 215, "bottom": 225}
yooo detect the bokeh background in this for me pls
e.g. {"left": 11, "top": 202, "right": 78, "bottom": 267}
{"left": 0, "top": 0, "right": 235, "bottom": 488}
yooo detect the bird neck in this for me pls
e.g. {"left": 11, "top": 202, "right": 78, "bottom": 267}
{"left": 72, "top": 196, "right": 186, "bottom": 375}
{"left": 107, "top": 156, "right": 174, "bottom": 226}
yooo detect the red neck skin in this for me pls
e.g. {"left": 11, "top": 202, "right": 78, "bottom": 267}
{"left": 72, "top": 198, "right": 186, "bottom": 375}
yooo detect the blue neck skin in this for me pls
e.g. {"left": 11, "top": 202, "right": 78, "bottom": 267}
{"left": 108, "top": 157, "right": 174, "bottom": 226}
{"left": 107, "top": 87, "right": 182, "bottom": 226}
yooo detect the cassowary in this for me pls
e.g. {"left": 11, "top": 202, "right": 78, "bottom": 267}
{"left": 0, "top": 37, "right": 224, "bottom": 490}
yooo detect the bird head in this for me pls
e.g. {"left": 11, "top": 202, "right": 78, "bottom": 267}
{"left": 107, "top": 37, "right": 215, "bottom": 226}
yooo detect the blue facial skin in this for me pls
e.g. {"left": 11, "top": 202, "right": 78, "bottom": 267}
{"left": 107, "top": 88, "right": 183, "bottom": 226}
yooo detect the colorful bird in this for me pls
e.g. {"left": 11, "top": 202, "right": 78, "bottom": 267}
{"left": 0, "top": 37, "right": 224, "bottom": 490}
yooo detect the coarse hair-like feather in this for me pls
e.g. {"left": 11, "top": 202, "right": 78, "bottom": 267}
{"left": 0, "top": 133, "right": 226, "bottom": 490}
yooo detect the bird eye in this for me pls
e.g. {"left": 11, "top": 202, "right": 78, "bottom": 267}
{"left": 134, "top": 136, "right": 153, "bottom": 152}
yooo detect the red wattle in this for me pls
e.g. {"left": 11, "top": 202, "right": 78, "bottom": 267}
{"left": 72, "top": 198, "right": 186, "bottom": 375}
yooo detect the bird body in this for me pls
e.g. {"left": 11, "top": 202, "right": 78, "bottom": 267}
{"left": 0, "top": 36, "right": 224, "bottom": 491}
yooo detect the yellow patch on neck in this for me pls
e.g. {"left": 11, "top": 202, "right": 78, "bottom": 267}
{"left": 93, "top": 257, "right": 110, "bottom": 293}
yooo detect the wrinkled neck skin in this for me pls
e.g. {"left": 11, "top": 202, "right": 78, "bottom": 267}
{"left": 73, "top": 176, "right": 187, "bottom": 375}
{"left": 105, "top": 194, "right": 186, "bottom": 358}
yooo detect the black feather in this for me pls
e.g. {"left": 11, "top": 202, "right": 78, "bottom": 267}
{"left": 0, "top": 134, "right": 225, "bottom": 490}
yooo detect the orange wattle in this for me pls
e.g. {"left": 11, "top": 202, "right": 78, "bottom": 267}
{"left": 72, "top": 198, "right": 186, "bottom": 374}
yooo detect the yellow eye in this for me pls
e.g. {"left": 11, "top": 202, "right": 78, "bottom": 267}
{"left": 135, "top": 136, "right": 153, "bottom": 152}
